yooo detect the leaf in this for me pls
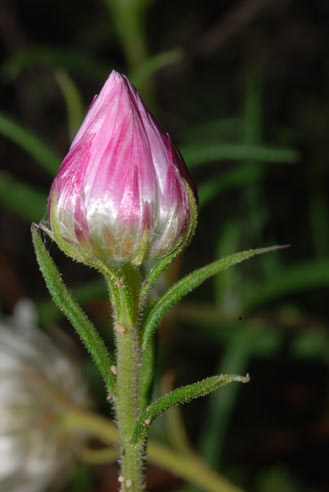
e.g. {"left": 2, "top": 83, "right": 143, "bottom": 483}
{"left": 31, "top": 224, "right": 115, "bottom": 394}
{"left": 243, "top": 259, "right": 329, "bottom": 311}
{"left": 132, "top": 373, "right": 249, "bottom": 444}
{"left": 142, "top": 245, "right": 287, "bottom": 350}
{"left": 130, "top": 49, "right": 182, "bottom": 88}
{"left": 0, "top": 113, "right": 60, "bottom": 175}
{"left": 0, "top": 173, "right": 47, "bottom": 221}
{"left": 181, "top": 143, "right": 299, "bottom": 168}
{"left": 55, "top": 70, "right": 84, "bottom": 140}
{"left": 198, "top": 166, "right": 261, "bottom": 207}
{"left": 2, "top": 47, "right": 108, "bottom": 81}
{"left": 37, "top": 278, "right": 107, "bottom": 325}
{"left": 199, "top": 327, "right": 258, "bottom": 468}
{"left": 180, "top": 117, "right": 242, "bottom": 144}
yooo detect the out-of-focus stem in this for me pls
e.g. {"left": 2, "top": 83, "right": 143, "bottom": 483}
{"left": 63, "top": 408, "right": 245, "bottom": 492}
{"left": 105, "top": 0, "right": 148, "bottom": 71}
{"left": 104, "top": 0, "right": 153, "bottom": 101}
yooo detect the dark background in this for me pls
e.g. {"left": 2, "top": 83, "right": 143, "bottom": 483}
{"left": 0, "top": 1, "right": 329, "bottom": 491}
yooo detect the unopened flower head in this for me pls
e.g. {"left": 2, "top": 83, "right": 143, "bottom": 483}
{"left": 0, "top": 300, "right": 87, "bottom": 492}
{"left": 48, "top": 70, "right": 197, "bottom": 267}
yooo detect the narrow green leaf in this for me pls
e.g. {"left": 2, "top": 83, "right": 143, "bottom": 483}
{"left": 181, "top": 143, "right": 299, "bottom": 168}
{"left": 0, "top": 173, "right": 47, "bottom": 221}
{"left": 199, "top": 166, "right": 261, "bottom": 207}
{"left": 243, "top": 259, "right": 329, "bottom": 311}
{"left": 55, "top": 70, "right": 84, "bottom": 140}
{"left": 243, "top": 67, "right": 263, "bottom": 145}
{"left": 130, "top": 49, "right": 182, "bottom": 88}
{"left": 180, "top": 117, "right": 242, "bottom": 144}
{"left": 37, "top": 278, "right": 107, "bottom": 325}
{"left": 307, "top": 174, "right": 329, "bottom": 258}
{"left": 132, "top": 373, "right": 249, "bottom": 444}
{"left": 214, "top": 220, "right": 242, "bottom": 317}
{"left": 2, "top": 47, "right": 108, "bottom": 81}
{"left": 31, "top": 225, "right": 115, "bottom": 394}
{"left": 0, "top": 113, "right": 60, "bottom": 175}
{"left": 199, "top": 327, "right": 257, "bottom": 468}
{"left": 140, "top": 182, "right": 198, "bottom": 303}
{"left": 142, "top": 246, "right": 287, "bottom": 350}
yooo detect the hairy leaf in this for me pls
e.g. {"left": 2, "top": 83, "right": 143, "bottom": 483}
{"left": 132, "top": 373, "right": 249, "bottom": 444}
{"left": 142, "top": 246, "right": 287, "bottom": 350}
{"left": 32, "top": 225, "right": 115, "bottom": 394}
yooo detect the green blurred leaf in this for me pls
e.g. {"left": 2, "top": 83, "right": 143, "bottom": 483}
{"left": 307, "top": 166, "right": 329, "bottom": 259}
{"left": 104, "top": 0, "right": 150, "bottom": 74}
{"left": 0, "top": 113, "right": 60, "bottom": 175}
{"left": 55, "top": 70, "right": 85, "bottom": 140}
{"left": 132, "top": 373, "right": 249, "bottom": 444}
{"left": 131, "top": 49, "right": 182, "bottom": 88}
{"left": 199, "top": 332, "right": 253, "bottom": 469}
{"left": 180, "top": 118, "right": 242, "bottom": 144}
{"left": 243, "top": 67, "right": 262, "bottom": 145}
{"left": 199, "top": 165, "right": 261, "bottom": 207}
{"left": 0, "top": 173, "right": 47, "bottom": 221}
{"left": 243, "top": 259, "right": 329, "bottom": 311}
{"left": 32, "top": 225, "right": 115, "bottom": 394}
{"left": 142, "top": 246, "right": 285, "bottom": 350}
{"left": 291, "top": 331, "right": 329, "bottom": 362}
{"left": 256, "top": 466, "right": 298, "bottom": 492}
{"left": 2, "top": 47, "right": 108, "bottom": 81}
{"left": 181, "top": 143, "right": 299, "bottom": 168}
{"left": 198, "top": 324, "right": 282, "bottom": 470}
{"left": 214, "top": 220, "right": 242, "bottom": 316}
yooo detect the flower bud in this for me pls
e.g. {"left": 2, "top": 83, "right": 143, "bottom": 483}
{"left": 48, "top": 71, "right": 197, "bottom": 267}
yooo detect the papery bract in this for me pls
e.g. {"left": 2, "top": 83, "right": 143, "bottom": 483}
{"left": 48, "top": 70, "right": 197, "bottom": 266}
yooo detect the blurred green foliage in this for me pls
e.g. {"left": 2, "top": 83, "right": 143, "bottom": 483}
{"left": 0, "top": 1, "right": 328, "bottom": 491}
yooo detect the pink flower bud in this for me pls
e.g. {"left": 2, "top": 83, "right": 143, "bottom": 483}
{"left": 48, "top": 71, "right": 197, "bottom": 266}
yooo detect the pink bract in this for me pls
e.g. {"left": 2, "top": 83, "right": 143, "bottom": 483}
{"left": 48, "top": 71, "right": 196, "bottom": 265}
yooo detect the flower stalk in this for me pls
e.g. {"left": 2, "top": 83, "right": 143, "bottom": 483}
{"left": 112, "top": 271, "right": 144, "bottom": 491}
{"left": 115, "top": 326, "right": 144, "bottom": 491}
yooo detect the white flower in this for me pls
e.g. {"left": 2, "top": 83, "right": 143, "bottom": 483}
{"left": 0, "top": 300, "right": 87, "bottom": 492}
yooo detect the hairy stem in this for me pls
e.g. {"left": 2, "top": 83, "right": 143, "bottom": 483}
{"left": 112, "top": 269, "right": 144, "bottom": 492}
{"left": 115, "top": 325, "right": 144, "bottom": 491}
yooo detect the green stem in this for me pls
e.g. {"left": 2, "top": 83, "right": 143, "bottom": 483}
{"left": 112, "top": 269, "right": 144, "bottom": 491}
{"left": 115, "top": 326, "right": 144, "bottom": 491}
